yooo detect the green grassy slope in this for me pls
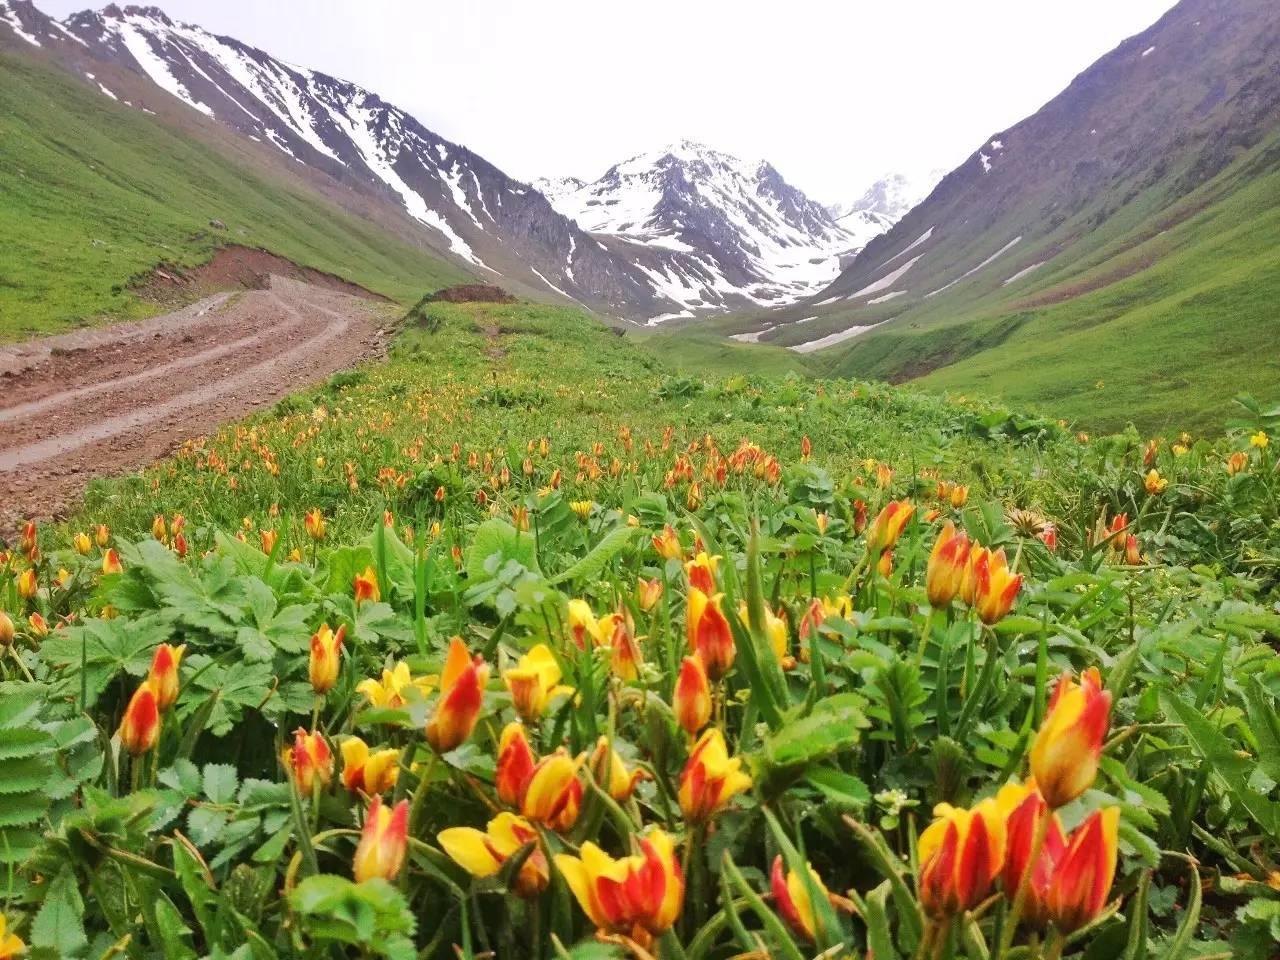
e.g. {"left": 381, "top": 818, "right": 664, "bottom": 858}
{"left": 814, "top": 144, "right": 1280, "bottom": 433}
{"left": 0, "top": 48, "right": 470, "bottom": 340}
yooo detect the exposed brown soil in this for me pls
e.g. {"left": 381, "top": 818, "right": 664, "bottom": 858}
{"left": 426, "top": 284, "right": 516, "bottom": 304}
{"left": 0, "top": 275, "right": 390, "bottom": 529}
{"left": 129, "top": 244, "right": 391, "bottom": 308}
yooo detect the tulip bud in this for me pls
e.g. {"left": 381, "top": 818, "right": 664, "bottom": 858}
{"left": 425, "top": 637, "right": 489, "bottom": 754}
{"left": 1030, "top": 668, "right": 1111, "bottom": 808}
{"left": 521, "top": 751, "right": 583, "bottom": 832}
{"left": 1045, "top": 807, "right": 1120, "bottom": 933}
{"left": 637, "top": 577, "right": 663, "bottom": 612}
{"left": 152, "top": 515, "right": 167, "bottom": 543}
{"left": 118, "top": 681, "right": 161, "bottom": 755}
{"left": 496, "top": 722, "right": 537, "bottom": 807}
{"left": 772, "top": 854, "right": 836, "bottom": 943}
{"left": 353, "top": 795, "right": 408, "bottom": 883}
{"left": 304, "top": 509, "right": 326, "bottom": 541}
{"left": 598, "top": 609, "right": 643, "bottom": 681}
{"left": 684, "top": 551, "right": 720, "bottom": 594}
{"left": 503, "top": 644, "right": 567, "bottom": 722}
{"left": 96, "top": 524, "right": 110, "bottom": 548}
{"left": 1123, "top": 534, "right": 1142, "bottom": 566}
{"left": 102, "top": 549, "right": 123, "bottom": 576}
{"left": 652, "top": 524, "right": 684, "bottom": 561}
{"left": 0, "top": 611, "right": 14, "bottom": 647}
{"left": 588, "top": 737, "right": 647, "bottom": 802}
{"left": 673, "top": 655, "right": 712, "bottom": 736}
{"left": 27, "top": 612, "right": 48, "bottom": 638}
{"left": 927, "top": 522, "right": 971, "bottom": 608}
{"left": 918, "top": 798, "right": 1006, "bottom": 918}
{"left": 998, "top": 782, "right": 1066, "bottom": 929}
{"left": 687, "top": 588, "right": 735, "bottom": 681}
{"left": 949, "top": 484, "right": 970, "bottom": 509}
{"left": 19, "top": 522, "right": 37, "bottom": 557}
{"left": 309, "top": 623, "right": 345, "bottom": 695}
{"left": 147, "top": 643, "right": 186, "bottom": 711}
{"left": 567, "top": 599, "right": 598, "bottom": 650}
{"left": 16, "top": 569, "right": 37, "bottom": 600}
{"left": 73, "top": 532, "right": 91, "bottom": 556}
{"left": 973, "top": 547, "right": 1024, "bottom": 624}
{"left": 866, "top": 500, "right": 915, "bottom": 554}
{"left": 174, "top": 533, "right": 188, "bottom": 558}
{"left": 284, "top": 728, "right": 333, "bottom": 793}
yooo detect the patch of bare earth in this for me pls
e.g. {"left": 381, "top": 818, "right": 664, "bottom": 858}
{"left": 0, "top": 275, "right": 391, "bottom": 529}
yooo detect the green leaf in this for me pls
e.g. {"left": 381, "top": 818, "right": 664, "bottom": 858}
{"left": 466, "top": 519, "right": 539, "bottom": 582}
{"left": 806, "top": 767, "right": 871, "bottom": 810}
{"left": 550, "top": 525, "right": 640, "bottom": 585}
{"left": 31, "top": 869, "right": 88, "bottom": 957}
{"left": 203, "top": 763, "right": 239, "bottom": 804}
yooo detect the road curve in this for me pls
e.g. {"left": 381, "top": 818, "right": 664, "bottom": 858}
{"left": 0, "top": 276, "right": 387, "bottom": 528}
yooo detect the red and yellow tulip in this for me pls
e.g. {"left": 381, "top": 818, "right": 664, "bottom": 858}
{"left": 598, "top": 608, "right": 644, "bottom": 680}
{"left": 495, "top": 722, "right": 538, "bottom": 807}
{"left": 284, "top": 728, "right": 333, "bottom": 793}
{"left": 972, "top": 547, "right": 1024, "bottom": 624}
{"left": 1045, "top": 807, "right": 1121, "bottom": 932}
{"left": 304, "top": 508, "right": 326, "bottom": 541}
{"left": 356, "top": 661, "right": 434, "bottom": 709}
{"left": 687, "top": 587, "right": 735, "bottom": 681}
{"left": 16, "top": 569, "right": 37, "bottom": 600}
{"left": 118, "top": 681, "right": 161, "bottom": 755}
{"left": 502, "top": 643, "right": 569, "bottom": 722}
{"left": 918, "top": 798, "right": 1007, "bottom": 917}
{"left": 353, "top": 795, "right": 408, "bottom": 884}
{"left": 520, "top": 750, "right": 583, "bottom": 832}
{"left": 927, "top": 521, "right": 971, "bottom": 608}
{"left": 309, "top": 623, "right": 345, "bottom": 695}
{"left": 567, "top": 599, "right": 599, "bottom": 649}
{"left": 1030, "top": 668, "right": 1111, "bottom": 808}
{"left": 340, "top": 736, "right": 399, "bottom": 795}
{"left": 652, "top": 524, "right": 684, "bottom": 561}
{"left": 684, "top": 551, "right": 720, "bottom": 594}
{"left": 148, "top": 643, "right": 185, "bottom": 712}
{"left": 439, "top": 812, "right": 549, "bottom": 898}
{"left": 866, "top": 499, "right": 915, "bottom": 554}
{"left": 101, "top": 549, "right": 123, "bottom": 575}
{"left": 555, "top": 828, "right": 684, "bottom": 944}
{"left": 678, "top": 728, "right": 752, "bottom": 823}
{"left": 673, "top": 655, "right": 712, "bottom": 736}
{"left": 589, "top": 737, "right": 647, "bottom": 802}
{"left": 771, "top": 855, "right": 839, "bottom": 943}
{"left": 426, "top": 637, "right": 489, "bottom": 753}
{"left": 637, "top": 576, "right": 664, "bottom": 612}
{"left": 353, "top": 566, "right": 380, "bottom": 605}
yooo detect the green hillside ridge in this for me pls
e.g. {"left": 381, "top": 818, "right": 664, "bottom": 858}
{"left": 0, "top": 47, "right": 470, "bottom": 341}
{"left": 812, "top": 135, "right": 1280, "bottom": 433}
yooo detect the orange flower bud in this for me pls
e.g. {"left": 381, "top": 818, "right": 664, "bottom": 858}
{"left": 555, "top": 828, "right": 684, "bottom": 940}
{"left": 16, "top": 569, "right": 37, "bottom": 600}
{"left": 772, "top": 854, "right": 836, "bottom": 943}
{"left": 284, "top": 728, "right": 333, "bottom": 793}
{"left": 304, "top": 509, "right": 326, "bottom": 541}
{"left": 1030, "top": 668, "right": 1111, "bottom": 808}
{"left": 973, "top": 547, "right": 1023, "bottom": 624}
{"left": 118, "top": 681, "right": 161, "bottom": 755}
{"left": 0, "top": 612, "right": 14, "bottom": 647}
{"left": 1124, "top": 534, "right": 1142, "bottom": 566}
{"left": 678, "top": 728, "right": 752, "bottom": 823}
{"left": 503, "top": 644, "right": 568, "bottom": 721}
{"left": 147, "top": 643, "right": 186, "bottom": 711}
{"left": 567, "top": 599, "right": 599, "bottom": 650}
{"left": 353, "top": 566, "right": 380, "bottom": 605}
{"left": 425, "top": 637, "right": 489, "bottom": 753}
{"left": 96, "top": 524, "right": 110, "bottom": 548}
{"left": 259, "top": 529, "right": 278, "bottom": 555}
{"left": 652, "top": 524, "right": 684, "bottom": 561}
{"left": 309, "top": 623, "right": 345, "bottom": 694}
{"left": 866, "top": 499, "right": 914, "bottom": 554}
{"left": 588, "top": 737, "right": 647, "bottom": 802}
{"left": 72, "top": 532, "right": 91, "bottom": 556}
{"left": 174, "top": 533, "right": 188, "bottom": 558}
{"left": 353, "top": 795, "right": 408, "bottom": 883}
{"left": 687, "top": 587, "right": 735, "bottom": 681}
{"left": 340, "top": 736, "right": 399, "bottom": 795}
{"left": 598, "top": 609, "right": 643, "bottom": 681}
{"left": 949, "top": 484, "right": 970, "bottom": 509}
{"left": 852, "top": 499, "right": 868, "bottom": 535}
{"left": 927, "top": 521, "right": 971, "bottom": 608}
{"left": 637, "top": 577, "right": 664, "bottom": 612}
{"left": 918, "top": 798, "right": 1006, "bottom": 917}
{"left": 521, "top": 751, "right": 583, "bottom": 832}
{"left": 1045, "top": 807, "right": 1121, "bottom": 933}
{"left": 102, "top": 549, "right": 123, "bottom": 575}
{"left": 152, "top": 515, "right": 168, "bottom": 542}
{"left": 496, "top": 722, "right": 537, "bottom": 807}
{"left": 19, "top": 522, "right": 37, "bottom": 558}
{"left": 673, "top": 655, "right": 712, "bottom": 736}
{"left": 439, "top": 812, "right": 550, "bottom": 898}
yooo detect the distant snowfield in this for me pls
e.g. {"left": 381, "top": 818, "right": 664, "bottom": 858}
{"left": 925, "top": 236, "right": 1022, "bottom": 298}
{"left": 789, "top": 319, "right": 889, "bottom": 354}
{"left": 1003, "top": 260, "right": 1047, "bottom": 286}
{"left": 851, "top": 254, "right": 924, "bottom": 298}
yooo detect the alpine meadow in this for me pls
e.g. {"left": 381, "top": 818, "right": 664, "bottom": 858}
{"left": 1, "top": 2, "right": 1279, "bottom": 960}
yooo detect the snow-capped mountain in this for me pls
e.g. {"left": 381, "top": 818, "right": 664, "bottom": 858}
{"left": 0, "top": 1, "right": 713, "bottom": 322}
{"left": 827, "top": 170, "right": 946, "bottom": 235}
{"left": 538, "top": 142, "right": 862, "bottom": 318}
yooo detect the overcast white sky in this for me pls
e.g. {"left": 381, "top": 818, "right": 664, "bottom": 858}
{"left": 40, "top": 0, "right": 1180, "bottom": 202}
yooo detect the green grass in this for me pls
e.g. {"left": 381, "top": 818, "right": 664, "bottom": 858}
{"left": 0, "top": 48, "right": 470, "bottom": 340}
{"left": 816, "top": 152, "right": 1280, "bottom": 433}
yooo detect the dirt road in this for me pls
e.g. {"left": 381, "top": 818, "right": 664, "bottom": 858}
{"left": 0, "top": 276, "right": 389, "bottom": 528}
